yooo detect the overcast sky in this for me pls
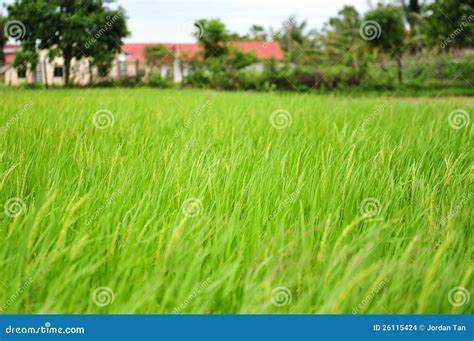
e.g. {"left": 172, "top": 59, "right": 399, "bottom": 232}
{"left": 118, "top": 0, "right": 371, "bottom": 42}
{"left": 2, "top": 0, "right": 372, "bottom": 43}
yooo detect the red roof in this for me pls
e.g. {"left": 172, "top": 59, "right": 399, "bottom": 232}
{"left": 121, "top": 41, "right": 284, "bottom": 62}
{"left": 2, "top": 41, "right": 284, "bottom": 64}
{"left": 3, "top": 44, "right": 21, "bottom": 64}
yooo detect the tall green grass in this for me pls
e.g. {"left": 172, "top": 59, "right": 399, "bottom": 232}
{"left": 0, "top": 88, "right": 472, "bottom": 314}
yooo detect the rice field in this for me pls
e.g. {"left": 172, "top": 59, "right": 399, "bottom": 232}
{"left": 0, "top": 88, "right": 472, "bottom": 314}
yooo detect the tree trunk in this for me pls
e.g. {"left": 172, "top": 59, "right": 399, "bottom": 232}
{"left": 89, "top": 59, "right": 94, "bottom": 85}
{"left": 169, "top": 62, "right": 174, "bottom": 82}
{"left": 64, "top": 53, "right": 72, "bottom": 86}
{"left": 314, "top": 72, "right": 322, "bottom": 88}
{"left": 395, "top": 53, "right": 403, "bottom": 84}
{"left": 352, "top": 58, "right": 360, "bottom": 85}
{"left": 43, "top": 59, "right": 48, "bottom": 88}
{"left": 135, "top": 60, "right": 139, "bottom": 82}
{"left": 287, "top": 30, "right": 291, "bottom": 53}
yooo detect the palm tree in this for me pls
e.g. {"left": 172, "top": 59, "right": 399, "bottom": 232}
{"left": 321, "top": 6, "right": 368, "bottom": 85}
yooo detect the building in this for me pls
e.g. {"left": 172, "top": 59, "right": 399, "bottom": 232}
{"left": 1, "top": 41, "right": 284, "bottom": 86}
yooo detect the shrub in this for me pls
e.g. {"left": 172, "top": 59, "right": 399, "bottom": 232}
{"left": 148, "top": 74, "right": 173, "bottom": 88}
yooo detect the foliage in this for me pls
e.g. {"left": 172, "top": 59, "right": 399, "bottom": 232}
{"left": 94, "top": 54, "right": 116, "bottom": 78}
{"left": 365, "top": 4, "right": 406, "bottom": 83}
{"left": 145, "top": 45, "right": 175, "bottom": 67}
{"left": 148, "top": 73, "right": 173, "bottom": 88}
{"left": 367, "top": 52, "right": 474, "bottom": 88}
{"left": 424, "top": 0, "right": 474, "bottom": 50}
{"left": 12, "top": 49, "right": 38, "bottom": 76}
{"left": 249, "top": 25, "right": 267, "bottom": 41}
{"left": 0, "top": 14, "right": 7, "bottom": 64}
{"left": 188, "top": 19, "right": 258, "bottom": 90}
{"left": 7, "top": 0, "right": 129, "bottom": 85}
{"left": 400, "top": 0, "right": 424, "bottom": 53}
{"left": 194, "top": 19, "right": 229, "bottom": 58}
{"left": 86, "top": 7, "right": 129, "bottom": 80}
{"left": 320, "top": 6, "right": 369, "bottom": 86}
{"left": 145, "top": 45, "right": 175, "bottom": 80}
{"left": 277, "top": 16, "right": 308, "bottom": 58}
{"left": 3, "top": 0, "right": 474, "bottom": 91}
{"left": 365, "top": 5, "right": 406, "bottom": 52}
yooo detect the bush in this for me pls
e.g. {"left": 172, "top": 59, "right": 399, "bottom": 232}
{"left": 235, "top": 70, "right": 265, "bottom": 90}
{"left": 118, "top": 76, "right": 145, "bottom": 87}
{"left": 185, "top": 50, "right": 473, "bottom": 92}
{"left": 148, "top": 74, "right": 173, "bottom": 88}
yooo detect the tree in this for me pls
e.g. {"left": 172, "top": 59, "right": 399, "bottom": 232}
{"left": 400, "top": 0, "right": 424, "bottom": 54}
{"left": 227, "top": 32, "right": 249, "bottom": 41}
{"left": 89, "top": 52, "right": 115, "bottom": 83}
{"left": 365, "top": 5, "right": 406, "bottom": 84}
{"left": 424, "top": 0, "right": 474, "bottom": 51}
{"left": 249, "top": 25, "right": 267, "bottom": 41}
{"left": 223, "top": 47, "right": 256, "bottom": 72}
{"left": 190, "top": 19, "right": 257, "bottom": 89}
{"left": 12, "top": 49, "right": 38, "bottom": 82}
{"left": 145, "top": 45, "right": 175, "bottom": 79}
{"left": 0, "top": 14, "right": 7, "bottom": 64}
{"left": 321, "top": 6, "right": 369, "bottom": 86}
{"left": 277, "top": 16, "right": 308, "bottom": 60}
{"left": 85, "top": 7, "right": 129, "bottom": 83}
{"left": 7, "top": 0, "right": 128, "bottom": 86}
{"left": 194, "top": 19, "right": 229, "bottom": 58}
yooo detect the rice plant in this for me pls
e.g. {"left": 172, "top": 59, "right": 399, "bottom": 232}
{"left": 0, "top": 88, "right": 472, "bottom": 314}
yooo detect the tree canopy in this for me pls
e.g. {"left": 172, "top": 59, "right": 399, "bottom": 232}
{"left": 2, "top": 0, "right": 473, "bottom": 90}
{"left": 7, "top": 0, "right": 129, "bottom": 85}
{"left": 145, "top": 45, "right": 175, "bottom": 80}
{"left": 194, "top": 19, "right": 230, "bottom": 58}
{"left": 365, "top": 4, "right": 406, "bottom": 83}
{"left": 424, "top": 0, "right": 474, "bottom": 50}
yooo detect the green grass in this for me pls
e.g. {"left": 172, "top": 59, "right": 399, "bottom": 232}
{"left": 0, "top": 88, "right": 472, "bottom": 314}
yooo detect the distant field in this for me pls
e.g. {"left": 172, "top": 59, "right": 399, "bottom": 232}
{"left": 0, "top": 88, "right": 472, "bottom": 314}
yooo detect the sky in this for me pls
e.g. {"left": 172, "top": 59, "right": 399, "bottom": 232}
{"left": 118, "top": 0, "right": 371, "bottom": 42}
{"left": 2, "top": 0, "right": 372, "bottom": 43}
